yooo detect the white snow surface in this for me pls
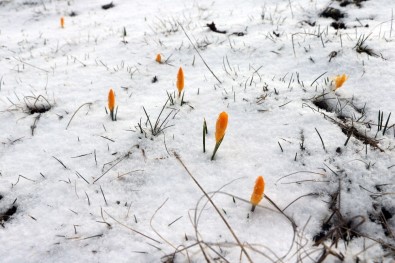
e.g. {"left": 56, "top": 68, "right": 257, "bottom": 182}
{"left": 0, "top": 0, "right": 394, "bottom": 262}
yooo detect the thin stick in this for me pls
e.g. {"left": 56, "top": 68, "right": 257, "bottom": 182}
{"left": 66, "top": 102, "right": 92, "bottom": 130}
{"left": 75, "top": 171, "right": 89, "bottom": 184}
{"left": 52, "top": 156, "right": 68, "bottom": 169}
{"left": 100, "top": 185, "right": 108, "bottom": 205}
{"left": 310, "top": 72, "right": 327, "bottom": 87}
{"left": 203, "top": 119, "right": 207, "bottom": 153}
{"left": 314, "top": 128, "right": 326, "bottom": 151}
{"left": 278, "top": 141, "right": 283, "bottom": 152}
{"left": 382, "top": 112, "right": 391, "bottom": 135}
{"left": 93, "top": 153, "right": 129, "bottom": 183}
{"left": 150, "top": 198, "right": 179, "bottom": 251}
{"left": 178, "top": 23, "right": 222, "bottom": 84}
{"left": 13, "top": 56, "right": 49, "bottom": 73}
{"left": 174, "top": 152, "right": 253, "bottom": 263}
{"left": 104, "top": 211, "right": 161, "bottom": 244}
{"left": 168, "top": 216, "right": 183, "bottom": 227}
{"left": 85, "top": 191, "right": 90, "bottom": 206}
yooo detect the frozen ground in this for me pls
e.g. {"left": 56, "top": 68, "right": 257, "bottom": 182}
{"left": 0, "top": 0, "right": 394, "bottom": 262}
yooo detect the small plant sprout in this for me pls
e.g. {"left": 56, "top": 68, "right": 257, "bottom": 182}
{"left": 250, "top": 176, "right": 265, "bottom": 212}
{"left": 108, "top": 88, "right": 116, "bottom": 121}
{"left": 155, "top": 54, "right": 162, "bottom": 63}
{"left": 176, "top": 67, "right": 184, "bottom": 98}
{"left": 333, "top": 74, "right": 348, "bottom": 90}
{"left": 211, "top": 112, "right": 228, "bottom": 160}
{"left": 60, "top": 17, "right": 65, "bottom": 28}
{"left": 203, "top": 118, "right": 208, "bottom": 153}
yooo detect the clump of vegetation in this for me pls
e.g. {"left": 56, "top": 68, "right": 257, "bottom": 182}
{"left": 320, "top": 7, "right": 345, "bottom": 21}
{"left": 355, "top": 34, "right": 379, "bottom": 57}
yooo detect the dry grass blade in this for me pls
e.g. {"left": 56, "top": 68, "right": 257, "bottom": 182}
{"left": 150, "top": 198, "right": 179, "bottom": 251}
{"left": 174, "top": 152, "right": 254, "bottom": 263}
{"left": 104, "top": 210, "right": 161, "bottom": 244}
{"left": 66, "top": 102, "right": 92, "bottom": 130}
{"left": 178, "top": 23, "right": 222, "bottom": 84}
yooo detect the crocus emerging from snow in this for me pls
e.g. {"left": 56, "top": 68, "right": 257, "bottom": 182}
{"left": 108, "top": 89, "right": 115, "bottom": 121}
{"left": 60, "top": 17, "right": 65, "bottom": 28}
{"left": 215, "top": 112, "right": 228, "bottom": 143}
{"left": 156, "top": 54, "right": 161, "bottom": 63}
{"left": 176, "top": 67, "right": 184, "bottom": 97}
{"left": 334, "top": 74, "right": 347, "bottom": 90}
{"left": 211, "top": 112, "right": 228, "bottom": 160}
{"left": 250, "top": 176, "right": 265, "bottom": 212}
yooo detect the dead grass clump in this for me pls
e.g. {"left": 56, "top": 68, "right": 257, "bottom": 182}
{"left": 320, "top": 7, "right": 345, "bottom": 21}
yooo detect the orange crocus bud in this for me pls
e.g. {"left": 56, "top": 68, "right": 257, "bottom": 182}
{"left": 334, "top": 74, "right": 347, "bottom": 90}
{"left": 176, "top": 67, "right": 184, "bottom": 97}
{"left": 60, "top": 17, "right": 65, "bottom": 28}
{"left": 250, "top": 176, "right": 265, "bottom": 212}
{"left": 215, "top": 112, "right": 228, "bottom": 143}
{"left": 211, "top": 112, "right": 228, "bottom": 160}
{"left": 156, "top": 54, "right": 161, "bottom": 63}
{"left": 108, "top": 89, "right": 116, "bottom": 121}
{"left": 108, "top": 89, "right": 115, "bottom": 111}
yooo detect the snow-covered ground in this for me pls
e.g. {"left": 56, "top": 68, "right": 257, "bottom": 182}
{"left": 0, "top": 0, "right": 394, "bottom": 262}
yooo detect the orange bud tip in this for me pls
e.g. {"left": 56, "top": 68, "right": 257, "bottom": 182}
{"left": 215, "top": 112, "right": 228, "bottom": 143}
{"left": 250, "top": 176, "right": 265, "bottom": 208}
{"left": 176, "top": 67, "right": 184, "bottom": 96}
{"left": 108, "top": 88, "right": 115, "bottom": 113}
{"left": 60, "top": 17, "right": 65, "bottom": 28}
{"left": 251, "top": 205, "right": 256, "bottom": 212}
{"left": 334, "top": 74, "right": 348, "bottom": 90}
{"left": 156, "top": 54, "right": 161, "bottom": 63}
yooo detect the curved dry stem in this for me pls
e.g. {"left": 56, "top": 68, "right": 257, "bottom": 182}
{"left": 149, "top": 197, "right": 180, "bottom": 253}
{"left": 103, "top": 210, "right": 161, "bottom": 244}
{"left": 275, "top": 171, "right": 326, "bottom": 184}
{"left": 174, "top": 152, "right": 253, "bottom": 263}
{"left": 65, "top": 102, "right": 92, "bottom": 130}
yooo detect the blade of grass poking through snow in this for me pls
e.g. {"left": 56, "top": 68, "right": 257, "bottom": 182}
{"left": 310, "top": 71, "right": 327, "bottom": 87}
{"left": 174, "top": 152, "right": 253, "bottom": 263}
{"left": 377, "top": 110, "right": 381, "bottom": 134}
{"left": 180, "top": 91, "right": 185, "bottom": 106}
{"left": 203, "top": 119, "right": 207, "bottom": 153}
{"left": 315, "top": 128, "right": 326, "bottom": 151}
{"left": 382, "top": 112, "right": 391, "bottom": 135}
{"left": 143, "top": 98, "right": 174, "bottom": 136}
{"left": 166, "top": 91, "right": 174, "bottom": 106}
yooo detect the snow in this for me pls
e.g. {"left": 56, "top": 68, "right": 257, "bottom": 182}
{"left": 0, "top": 0, "right": 394, "bottom": 262}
